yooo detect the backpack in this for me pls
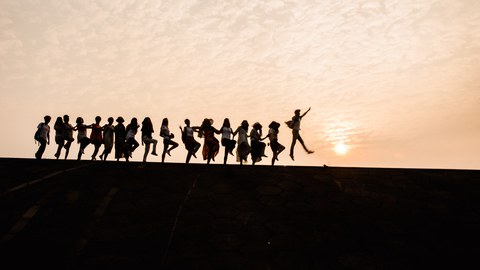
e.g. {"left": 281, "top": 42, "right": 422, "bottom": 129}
{"left": 285, "top": 120, "right": 294, "bottom": 129}
{"left": 34, "top": 123, "right": 43, "bottom": 142}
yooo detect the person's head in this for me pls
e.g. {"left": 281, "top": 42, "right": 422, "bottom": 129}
{"left": 269, "top": 121, "right": 280, "bottom": 132}
{"left": 63, "top": 115, "right": 70, "bottom": 123}
{"left": 95, "top": 116, "right": 101, "bottom": 124}
{"left": 201, "top": 118, "right": 213, "bottom": 128}
{"left": 162, "top": 118, "right": 169, "bottom": 126}
{"left": 222, "top": 118, "right": 230, "bottom": 128}
{"left": 184, "top": 119, "right": 190, "bottom": 126}
{"left": 131, "top": 117, "right": 138, "bottom": 125}
{"left": 268, "top": 121, "right": 280, "bottom": 130}
{"left": 116, "top": 116, "right": 124, "bottom": 124}
{"left": 241, "top": 120, "right": 249, "bottom": 131}
{"left": 253, "top": 122, "right": 262, "bottom": 130}
{"left": 107, "top": 117, "right": 114, "bottom": 125}
{"left": 76, "top": 117, "right": 84, "bottom": 125}
{"left": 294, "top": 109, "right": 301, "bottom": 116}
{"left": 142, "top": 117, "right": 151, "bottom": 125}
{"left": 44, "top": 115, "right": 51, "bottom": 124}
{"left": 55, "top": 117, "right": 63, "bottom": 126}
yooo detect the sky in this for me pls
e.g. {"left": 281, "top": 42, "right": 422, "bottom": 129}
{"left": 1, "top": 0, "right": 479, "bottom": 169}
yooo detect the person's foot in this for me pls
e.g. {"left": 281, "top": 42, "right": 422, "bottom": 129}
{"left": 289, "top": 154, "right": 294, "bottom": 161}
{"left": 167, "top": 150, "right": 171, "bottom": 157}
{"left": 54, "top": 153, "right": 59, "bottom": 159}
{"left": 91, "top": 157, "right": 96, "bottom": 161}
{"left": 307, "top": 150, "right": 314, "bottom": 154}
{"left": 192, "top": 153, "right": 197, "bottom": 158}
{"left": 99, "top": 154, "right": 103, "bottom": 160}
{"left": 323, "top": 164, "right": 328, "bottom": 168}
{"left": 229, "top": 151, "right": 234, "bottom": 156}
{"left": 151, "top": 152, "right": 158, "bottom": 156}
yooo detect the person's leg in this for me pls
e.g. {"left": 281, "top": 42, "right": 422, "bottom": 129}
{"left": 55, "top": 139, "right": 64, "bottom": 159}
{"left": 224, "top": 147, "right": 229, "bottom": 164}
{"left": 36, "top": 138, "right": 47, "bottom": 159}
{"left": 64, "top": 140, "right": 72, "bottom": 159}
{"left": 151, "top": 139, "right": 158, "bottom": 155}
{"left": 290, "top": 130, "right": 299, "bottom": 160}
{"left": 167, "top": 140, "right": 179, "bottom": 154}
{"left": 162, "top": 140, "right": 169, "bottom": 163}
{"left": 143, "top": 142, "right": 150, "bottom": 162}
{"left": 297, "top": 133, "right": 314, "bottom": 153}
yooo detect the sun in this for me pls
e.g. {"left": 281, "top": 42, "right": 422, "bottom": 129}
{"left": 334, "top": 142, "right": 348, "bottom": 155}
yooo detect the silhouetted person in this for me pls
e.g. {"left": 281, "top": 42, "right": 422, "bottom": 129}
{"left": 114, "top": 117, "right": 128, "bottom": 161}
{"left": 267, "top": 121, "right": 285, "bottom": 166}
{"left": 160, "top": 118, "right": 178, "bottom": 163}
{"left": 99, "top": 117, "right": 114, "bottom": 161}
{"left": 35, "top": 115, "right": 51, "bottom": 159}
{"left": 141, "top": 117, "right": 158, "bottom": 163}
{"left": 74, "top": 117, "right": 91, "bottom": 160}
{"left": 250, "top": 122, "right": 268, "bottom": 165}
{"left": 63, "top": 115, "right": 75, "bottom": 159}
{"left": 179, "top": 119, "right": 201, "bottom": 164}
{"left": 233, "top": 120, "right": 251, "bottom": 165}
{"left": 220, "top": 118, "right": 236, "bottom": 165}
{"left": 197, "top": 118, "right": 220, "bottom": 164}
{"left": 288, "top": 107, "right": 314, "bottom": 161}
{"left": 53, "top": 116, "right": 64, "bottom": 159}
{"left": 90, "top": 116, "right": 103, "bottom": 160}
{"left": 126, "top": 118, "right": 140, "bottom": 160}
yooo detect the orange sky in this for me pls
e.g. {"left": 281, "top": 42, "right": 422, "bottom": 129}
{"left": 1, "top": 0, "right": 479, "bottom": 169}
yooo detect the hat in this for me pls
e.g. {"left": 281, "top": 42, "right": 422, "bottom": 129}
{"left": 116, "top": 116, "right": 124, "bottom": 123}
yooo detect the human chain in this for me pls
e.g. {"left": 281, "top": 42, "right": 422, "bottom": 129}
{"left": 34, "top": 109, "right": 314, "bottom": 166}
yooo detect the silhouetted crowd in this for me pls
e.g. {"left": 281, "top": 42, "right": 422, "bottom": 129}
{"left": 35, "top": 109, "right": 315, "bottom": 166}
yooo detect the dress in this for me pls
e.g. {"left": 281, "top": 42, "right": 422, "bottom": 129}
{"left": 236, "top": 128, "right": 251, "bottom": 162}
{"left": 103, "top": 125, "right": 114, "bottom": 154}
{"left": 202, "top": 127, "right": 219, "bottom": 161}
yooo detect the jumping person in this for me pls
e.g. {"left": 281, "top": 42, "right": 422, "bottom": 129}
{"left": 141, "top": 117, "right": 158, "bottom": 163}
{"left": 35, "top": 115, "right": 51, "bottom": 159}
{"left": 220, "top": 118, "right": 236, "bottom": 165}
{"left": 160, "top": 118, "right": 178, "bottom": 163}
{"left": 288, "top": 107, "right": 314, "bottom": 161}
{"left": 179, "top": 119, "right": 201, "bottom": 164}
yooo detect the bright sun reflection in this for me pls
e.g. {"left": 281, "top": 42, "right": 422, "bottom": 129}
{"left": 334, "top": 142, "right": 348, "bottom": 155}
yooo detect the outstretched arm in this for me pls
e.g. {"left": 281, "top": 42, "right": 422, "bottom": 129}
{"left": 300, "top": 107, "right": 311, "bottom": 119}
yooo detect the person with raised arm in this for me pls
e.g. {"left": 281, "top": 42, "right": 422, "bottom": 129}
{"left": 287, "top": 107, "right": 314, "bottom": 161}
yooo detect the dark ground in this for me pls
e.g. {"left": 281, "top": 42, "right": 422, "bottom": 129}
{"left": 0, "top": 158, "right": 479, "bottom": 269}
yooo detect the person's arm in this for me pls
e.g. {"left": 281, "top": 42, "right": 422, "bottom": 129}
{"left": 300, "top": 107, "right": 311, "bottom": 119}
{"left": 213, "top": 126, "right": 221, "bottom": 134}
